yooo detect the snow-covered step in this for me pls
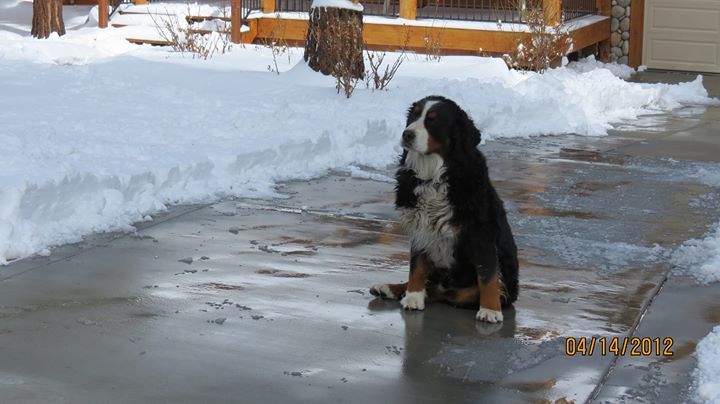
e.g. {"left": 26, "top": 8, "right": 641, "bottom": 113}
{"left": 111, "top": 2, "right": 238, "bottom": 45}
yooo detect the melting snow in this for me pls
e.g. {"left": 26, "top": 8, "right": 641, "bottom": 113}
{"left": 0, "top": 4, "right": 718, "bottom": 263}
{"left": 673, "top": 223, "right": 720, "bottom": 284}
{"left": 692, "top": 325, "right": 720, "bottom": 404}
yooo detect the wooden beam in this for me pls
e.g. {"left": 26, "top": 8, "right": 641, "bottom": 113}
{"left": 134, "top": 0, "right": 148, "bottom": 4}
{"left": 98, "top": 0, "right": 108, "bottom": 28}
{"left": 569, "top": 16, "right": 610, "bottom": 51}
{"left": 595, "top": 0, "right": 611, "bottom": 61}
{"left": 262, "top": 0, "right": 275, "bottom": 14}
{"left": 231, "top": 0, "right": 242, "bottom": 44}
{"left": 628, "top": 0, "right": 644, "bottom": 67}
{"left": 242, "top": 19, "right": 259, "bottom": 44}
{"left": 543, "top": 0, "right": 561, "bottom": 25}
{"left": 253, "top": 16, "right": 611, "bottom": 55}
{"left": 399, "top": 0, "right": 417, "bottom": 20}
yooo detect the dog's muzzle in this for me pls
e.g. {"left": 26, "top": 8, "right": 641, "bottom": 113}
{"left": 402, "top": 129, "right": 416, "bottom": 149}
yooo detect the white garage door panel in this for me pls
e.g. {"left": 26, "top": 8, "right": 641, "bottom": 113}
{"left": 644, "top": 0, "right": 720, "bottom": 73}
{"left": 652, "top": 40, "right": 718, "bottom": 65}
{"left": 653, "top": 8, "right": 719, "bottom": 31}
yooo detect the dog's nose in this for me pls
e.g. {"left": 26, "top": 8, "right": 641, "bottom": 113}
{"left": 402, "top": 130, "right": 415, "bottom": 143}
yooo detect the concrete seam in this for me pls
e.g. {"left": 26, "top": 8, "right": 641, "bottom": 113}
{"left": 586, "top": 271, "right": 669, "bottom": 403}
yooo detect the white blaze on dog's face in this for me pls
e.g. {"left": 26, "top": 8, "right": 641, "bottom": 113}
{"left": 402, "top": 100, "right": 440, "bottom": 154}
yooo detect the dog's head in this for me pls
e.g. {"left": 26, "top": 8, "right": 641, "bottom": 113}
{"left": 401, "top": 95, "right": 481, "bottom": 157}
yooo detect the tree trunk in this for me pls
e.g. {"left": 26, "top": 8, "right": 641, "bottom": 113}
{"left": 32, "top": 0, "right": 66, "bottom": 39}
{"left": 304, "top": 6, "right": 364, "bottom": 79}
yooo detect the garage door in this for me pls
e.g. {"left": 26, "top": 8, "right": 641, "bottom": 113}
{"left": 643, "top": 0, "right": 720, "bottom": 73}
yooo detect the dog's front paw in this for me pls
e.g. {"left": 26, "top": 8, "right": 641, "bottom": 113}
{"left": 476, "top": 307, "right": 503, "bottom": 323}
{"left": 401, "top": 290, "right": 426, "bottom": 310}
{"left": 369, "top": 284, "right": 397, "bottom": 299}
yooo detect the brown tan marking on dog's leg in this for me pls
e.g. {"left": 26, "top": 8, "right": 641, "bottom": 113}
{"left": 369, "top": 282, "right": 407, "bottom": 300}
{"left": 442, "top": 286, "right": 479, "bottom": 307}
{"left": 476, "top": 272, "right": 504, "bottom": 323}
{"left": 401, "top": 254, "right": 429, "bottom": 310}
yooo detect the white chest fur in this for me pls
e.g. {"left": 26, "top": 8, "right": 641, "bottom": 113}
{"left": 399, "top": 152, "right": 457, "bottom": 268}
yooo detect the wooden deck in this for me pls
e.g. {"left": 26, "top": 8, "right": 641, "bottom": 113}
{"left": 244, "top": 13, "right": 610, "bottom": 56}
{"left": 89, "top": 0, "right": 611, "bottom": 60}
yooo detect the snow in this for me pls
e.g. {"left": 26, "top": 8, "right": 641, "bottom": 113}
{"left": 692, "top": 325, "right": 720, "bottom": 404}
{"left": 310, "top": 0, "right": 364, "bottom": 12}
{"left": 673, "top": 223, "right": 720, "bottom": 284}
{"left": 248, "top": 11, "right": 606, "bottom": 33}
{"left": 0, "top": 5, "right": 718, "bottom": 264}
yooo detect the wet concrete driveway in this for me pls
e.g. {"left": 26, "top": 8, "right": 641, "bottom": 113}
{"left": 1, "top": 72, "right": 719, "bottom": 403}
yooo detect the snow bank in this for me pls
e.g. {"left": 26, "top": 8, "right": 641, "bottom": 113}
{"left": 692, "top": 325, "right": 720, "bottom": 403}
{"left": 0, "top": 7, "right": 718, "bottom": 263}
{"left": 673, "top": 223, "right": 720, "bottom": 284}
{"left": 0, "top": 29, "right": 139, "bottom": 64}
{"left": 311, "top": 0, "right": 364, "bottom": 12}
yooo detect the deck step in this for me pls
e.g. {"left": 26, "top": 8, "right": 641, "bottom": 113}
{"left": 187, "top": 15, "right": 231, "bottom": 23}
{"left": 126, "top": 37, "right": 172, "bottom": 46}
{"left": 111, "top": 2, "right": 238, "bottom": 45}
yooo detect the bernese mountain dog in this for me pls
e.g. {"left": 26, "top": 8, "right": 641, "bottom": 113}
{"left": 370, "top": 95, "right": 519, "bottom": 323}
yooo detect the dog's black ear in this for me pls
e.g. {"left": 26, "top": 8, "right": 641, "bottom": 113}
{"left": 405, "top": 102, "right": 418, "bottom": 126}
{"left": 450, "top": 103, "right": 481, "bottom": 156}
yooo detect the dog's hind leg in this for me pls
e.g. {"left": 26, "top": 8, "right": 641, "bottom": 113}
{"left": 369, "top": 282, "right": 407, "bottom": 300}
{"left": 439, "top": 286, "right": 479, "bottom": 308}
{"left": 492, "top": 188, "right": 519, "bottom": 307}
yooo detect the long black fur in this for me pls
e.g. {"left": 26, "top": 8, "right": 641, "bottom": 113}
{"left": 396, "top": 95, "right": 519, "bottom": 308}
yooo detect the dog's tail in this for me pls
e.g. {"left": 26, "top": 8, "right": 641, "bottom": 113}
{"left": 494, "top": 192, "right": 519, "bottom": 308}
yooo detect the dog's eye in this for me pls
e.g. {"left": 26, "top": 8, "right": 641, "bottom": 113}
{"left": 427, "top": 111, "right": 437, "bottom": 120}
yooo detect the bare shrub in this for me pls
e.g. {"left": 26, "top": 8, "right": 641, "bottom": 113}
{"left": 422, "top": 27, "right": 444, "bottom": 62}
{"left": 501, "top": 0, "right": 571, "bottom": 73}
{"left": 262, "top": 16, "right": 291, "bottom": 75}
{"left": 364, "top": 50, "right": 405, "bottom": 91}
{"left": 336, "top": 72, "right": 359, "bottom": 98}
{"left": 151, "top": 4, "right": 233, "bottom": 60}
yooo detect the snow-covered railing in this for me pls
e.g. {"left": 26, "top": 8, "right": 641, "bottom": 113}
{"left": 272, "top": 0, "right": 599, "bottom": 22}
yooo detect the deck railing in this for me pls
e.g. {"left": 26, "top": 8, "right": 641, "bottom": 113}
{"left": 562, "top": 0, "right": 596, "bottom": 20}
{"left": 272, "top": 0, "right": 596, "bottom": 22}
{"left": 416, "top": 0, "right": 521, "bottom": 22}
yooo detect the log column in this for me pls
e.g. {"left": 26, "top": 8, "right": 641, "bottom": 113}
{"left": 98, "top": 0, "right": 108, "bottom": 28}
{"left": 399, "top": 0, "right": 417, "bottom": 20}
{"left": 231, "top": 0, "right": 242, "bottom": 43}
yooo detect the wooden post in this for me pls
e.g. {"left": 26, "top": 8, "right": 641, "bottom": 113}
{"left": 596, "top": 0, "right": 611, "bottom": 61}
{"left": 628, "top": 0, "right": 644, "bottom": 67}
{"left": 98, "top": 0, "right": 108, "bottom": 28}
{"left": 262, "top": 0, "right": 275, "bottom": 14}
{"left": 231, "top": 0, "right": 242, "bottom": 44}
{"left": 543, "top": 0, "right": 561, "bottom": 26}
{"left": 399, "top": 0, "right": 417, "bottom": 20}
{"left": 596, "top": 0, "right": 611, "bottom": 16}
